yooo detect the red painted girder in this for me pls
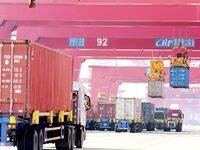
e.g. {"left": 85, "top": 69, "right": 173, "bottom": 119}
{"left": 0, "top": 5, "right": 200, "bottom": 21}
{"left": 3, "top": 20, "right": 200, "bottom": 28}
{"left": 1, "top": 0, "right": 200, "bottom": 5}
{"left": 16, "top": 27, "right": 200, "bottom": 41}
{"left": 58, "top": 49, "right": 200, "bottom": 59}
{"left": 37, "top": 38, "right": 200, "bottom": 51}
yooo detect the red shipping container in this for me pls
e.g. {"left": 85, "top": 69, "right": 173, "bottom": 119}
{"left": 0, "top": 41, "right": 73, "bottom": 116}
{"left": 86, "top": 105, "right": 98, "bottom": 120}
{"left": 98, "top": 103, "right": 116, "bottom": 120}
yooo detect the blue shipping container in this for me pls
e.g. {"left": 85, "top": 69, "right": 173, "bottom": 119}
{"left": 170, "top": 67, "right": 189, "bottom": 88}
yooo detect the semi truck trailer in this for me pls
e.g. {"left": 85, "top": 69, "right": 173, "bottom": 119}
{"left": 142, "top": 102, "right": 155, "bottom": 131}
{"left": 0, "top": 40, "right": 90, "bottom": 150}
{"left": 97, "top": 103, "right": 116, "bottom": 131}
{"left": 86, "top": 103, "right": 115, "bottom": 131}
{"left": 115, "top": 98, "right": 142, "bottom": 133}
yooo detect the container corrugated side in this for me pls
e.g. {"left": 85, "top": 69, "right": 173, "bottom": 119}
{"left": 170, "top": 67, "right": 189, "bottom": 88}
{"left": 148, "top": 79, "right": 164, "bottom": 98}
{"left": 134, "top": 99, "right": 142, "bottom": 122}
{"left": 116, "top": 98, "right": 125, "bottom": 120}
{"left": 125, "top": 99, "right": 135, "bottom": 120}
{"left": 98, "top": 103, "right": 116, "bottom": 119}
{"left": 142, "top": 102, "right": 155, "bottom": 121}
{"left": 0, "top": 41, "right": 73, "bottom": 116}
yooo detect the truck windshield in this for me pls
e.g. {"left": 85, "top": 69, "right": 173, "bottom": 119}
{"left": 154, "top": 112, "right": 164, "bottom": 119}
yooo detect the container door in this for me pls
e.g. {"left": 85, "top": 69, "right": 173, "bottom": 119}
{"left": 134, "top": 99, "right": 142, "bottom": 123}
{"left": 0, "top": 42, "right": 28, "bottom": 115}
{"left": 116, "top": 98, "right": 125, "bottom": 120}
{"left": 125, "top": 98, "right": 135, "bottom": 120}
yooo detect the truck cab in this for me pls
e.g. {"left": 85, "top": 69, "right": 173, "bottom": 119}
{"left": 164, "top": 109, "right": 184, "bottom": 132}
{"left": 154, "top": 108, "right": 168, "bottom": 130}
{"left": 72, "top": 82, "right": 91, "bottom": 148}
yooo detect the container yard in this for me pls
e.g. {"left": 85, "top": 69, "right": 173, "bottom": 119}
{"left": 0, "top": 1, "right": 200, "bottom": 150}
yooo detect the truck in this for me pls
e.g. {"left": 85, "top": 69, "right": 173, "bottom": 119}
{"left": 97, "top": 103, "right": 116, "bottom": 131}
{"left": 86, "top": 105, "right": 98, "bottom": 130}
{"left": 0, "top": 40, "right": 91, "bottom": 150}
{"left": 142, "top": 102, "right": 155, "bottom": 131}
{"left": 86, "top": 103, "right": 116, "bottom": 131}
{"left": 115, "top": 98, "right": 142, "bottom": 133}
{"left": 154, "top": 108, "right": 168, "bottom": 130}
{"left": 163, "top": 109, "right": 184, "bottom": 132}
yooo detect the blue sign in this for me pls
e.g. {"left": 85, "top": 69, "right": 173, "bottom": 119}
{"left": 155, "top": 38, "right": 195, "bottom": 48}
{"left": 68, "top": 38, "right": 85, "bottom": 47}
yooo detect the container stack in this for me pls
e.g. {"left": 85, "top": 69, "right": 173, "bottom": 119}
{"left": 148, "top": 59, "right": 165, "bottom": 98}
{"left": 169, "top": 49, "right": 190, "bottom": 88}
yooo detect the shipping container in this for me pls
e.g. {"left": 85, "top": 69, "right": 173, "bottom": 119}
{"left": 115, "top": 98, "right": 142, "bottom": 133}
{"left": 116, "top": 98, "right": 141, "bottom": 121}
{"left": 98, "top": 103, "right": 116, "bottom": 120}
{"left": 142, "top": 102, "right": 155, "bottom": 121}
{"left": 142, "top": 102, "right": 155, "bottom": 131}
{"left": 0, "top": 41, "right": 91, "bottom": 150}
{"left": 0, "top": 41, "right": 73, "bottom": 115}
{"left": 170, "top": 67, "right": 189, "bottom": 88}
{"left": 148, "top": 79, "right": 164, "bottom": 98}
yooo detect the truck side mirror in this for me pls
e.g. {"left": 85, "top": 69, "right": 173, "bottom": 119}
{"left": 84, "top": 94, "right": 91, "bottom": 111}
{"left": 181, "top": 114, "right": 184, "bottom": 119}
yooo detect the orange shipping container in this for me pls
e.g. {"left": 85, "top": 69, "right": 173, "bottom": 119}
{"left": 0, "top": 41, "right": 73, "bottom": 116}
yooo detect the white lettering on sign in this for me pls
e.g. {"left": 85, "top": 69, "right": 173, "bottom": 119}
{"left": 2, "top": 79, "right": 11, "bottom": 83}
{"left": 2, "top": 68, "right": 11, "bottom": 71}
{"left": 2, "top": 85, "right": 9, "bottom": 89}
{"left": 97, "top": 38, "right": 108, "bottom": 47}
{"left": 5, "top": 60, "right": 9, "bottom": 65}
{"left": 4, "top": 55, "right": 11, "bottom": 59}
{"left": 15, "top": 90, "right": 21, "bottom": 94}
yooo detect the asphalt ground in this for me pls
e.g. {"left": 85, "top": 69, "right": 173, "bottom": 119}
{"left": 1, "top": 126, "right": 200, "bottom": 150}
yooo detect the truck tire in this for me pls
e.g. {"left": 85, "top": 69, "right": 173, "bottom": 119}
{"left": 56, "top": 126, "right": 72, "bottom": 150}
{"left": 76, "top": 131, "right": 83, "bottom": 148}
{"left": 151, "top": 123, "right": 155, "bottom": 131}
{"left": 115, "top": 124, "right": 121, "bottom": 132}
{"left": 25, "top": 128, "right": 38, "bottom": 150}
{"left": 146, "top": 124, "right": 150, "bottom": 131}
{"left": 130, "top": 124, "right": 136, "bottom": 133}
{"left": 71, "top": 128, "right": 75, "bottom": 149}
{"left": 17, "top": 129, "right": 27, "bottom": 150}
{"left": 176, "top": 124, "right": 182, "bottom": 132}
{"left": 38, "top": 129, "right": 44, "bottom": 150}
{"left": 164, "top": 128, "right": 170, "bottom": 132}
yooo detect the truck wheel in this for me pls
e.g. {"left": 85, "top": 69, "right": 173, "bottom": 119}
{"left": 151, "top": 124, "right": 155, "bottom": 131}
{"left": 25, "top": 128, "right": 38, "bottom": 150}
{"left": 164, "top": 128, "right": 170, "bottom": 132}
{"left": 76, "top": 137, "right": 83, "bottom": 148}
{"left": 176, "top": 124, "right": 182, "bottom": 132}
{"left": 38, "top": 129, "right": 44, "bottom": 150}
{"left": 76, "top": 131, "right": 83, "bottom": 148}
{"left": 17, "top": 129, "right": 27, "bottom": 150}
{"left": 115, "top": 124, "right": 120, "bottom": 133}
{"left": 71, "top": 128, "right": 75, "bottom": 149}
{"left": 146, "top": 124, "right": 150, "bottom": 131}
{"left": 66, "top": 127, "right": 72, "bottom": 150}
{"left": 56, "top": 127, "right": 72, "bottom": 150}
{"left": 130, "top": 124, "right": 136, "bottom": 133}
